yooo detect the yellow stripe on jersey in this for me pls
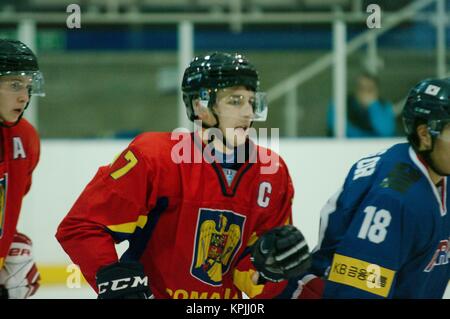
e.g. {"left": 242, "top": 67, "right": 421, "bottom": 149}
{"left": 106, "top": 215, "right": 148, "bottom": 234}
{"left": 247, "top": 232, "right": 258, "bottom": 247}
{"left": 233, "top": 269, "right": 264, "bottom": 298}
{"left": 0, "top": 257, "right": 3, "bottom": 270}
{"left": 328, "top": 253, "right": 396, "bottom": 297}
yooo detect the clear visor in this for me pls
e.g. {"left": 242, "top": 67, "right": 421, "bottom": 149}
{"left": 196, "top": 88, "right": 268, "bottom": 122}
{"left": 433, "top": 119, "right": 450, "bottom": 142}
{"left": 252, "top": 92, "right": 268, "bottom": 122}
{"left": 0, "top": 70, "right": 45, "bottom": 97}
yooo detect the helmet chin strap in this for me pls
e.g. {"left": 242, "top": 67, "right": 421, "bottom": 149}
{"left": 197, "top": 93, "right": 232, "bottom": 151}
{"left": 207, "top": 108, "right": 234, "bottom": 152}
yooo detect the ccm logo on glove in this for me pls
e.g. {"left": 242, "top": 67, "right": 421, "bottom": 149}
{"left": 98, "top": 276, "right": 148, "bottom": 294}
{"left": 96, "top": 261, "right": 153, "bottom": 299}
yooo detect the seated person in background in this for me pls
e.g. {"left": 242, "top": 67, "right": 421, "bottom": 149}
{"left": 327, "top": 71, "right": 396, "bottom": 137}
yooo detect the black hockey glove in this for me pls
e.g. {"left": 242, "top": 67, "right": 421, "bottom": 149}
{"left": 251, "top": 225, "right": 311, "bottom": 283}
{"left": 96, "top": 261, "right": 153, "bottom": 299}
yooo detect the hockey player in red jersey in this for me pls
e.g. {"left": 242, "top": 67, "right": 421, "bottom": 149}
{"left": 56, "top": 52, "right": 311, "bottom": 299}
{"left": 0, "top": 39, "right": 44, "bottom": 298}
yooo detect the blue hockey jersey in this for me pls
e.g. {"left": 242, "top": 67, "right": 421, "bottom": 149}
{"left": 311, "top": 143, "right": 450, "bottom": 298}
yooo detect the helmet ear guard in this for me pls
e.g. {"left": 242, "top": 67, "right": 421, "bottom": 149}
{"left": 182, "top": 88, "right": 216, "bottom": 122}
{"left": 198, "top": 88, "right": 213, "bottom": 109}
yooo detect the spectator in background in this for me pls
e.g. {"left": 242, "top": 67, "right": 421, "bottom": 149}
{"left": 327, "top": 71, "right": 396, "bottom": 137}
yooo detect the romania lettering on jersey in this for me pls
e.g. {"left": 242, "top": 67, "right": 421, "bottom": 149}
{"left": 166, "top": 287, "right": 239, "bottom": 299}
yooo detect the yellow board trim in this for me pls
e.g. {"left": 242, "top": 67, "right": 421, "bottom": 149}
{"left": 328, "top": 253, "right": 396, "bottom": 298}
{"left": 37, "top": 264, "right": 88, "bottom": 286}
{"left": 107, "top": 215, "right": 148, "bottom": 234}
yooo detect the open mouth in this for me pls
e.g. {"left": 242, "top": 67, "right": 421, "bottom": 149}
{"left": 235, "top": 125, "right": 249, "bottom": 131}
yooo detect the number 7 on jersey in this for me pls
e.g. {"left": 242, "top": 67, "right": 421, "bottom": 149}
{"left": 110, "top": 150, "right": 138, "bottom": 180}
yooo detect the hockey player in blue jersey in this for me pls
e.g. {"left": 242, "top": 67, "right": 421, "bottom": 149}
{"left": 310, "top": 77, "right": 450, "bottom": 298}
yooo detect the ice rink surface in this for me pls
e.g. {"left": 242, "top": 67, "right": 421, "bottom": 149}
{"left": 31, "top": 285, "right": 96, "bottom": 299}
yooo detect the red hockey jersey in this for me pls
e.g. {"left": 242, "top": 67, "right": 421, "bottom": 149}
{"left": 56, "top": 132, "right": 294, "bottom": 299}
{"left": 0, "top": 119, "right": 40, "bottom": 269}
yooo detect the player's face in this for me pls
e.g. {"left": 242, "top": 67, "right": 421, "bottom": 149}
{"left": 0, "top": 75, "right": 31, "bottom": 123}
{"left": 430, "top": 122, "right": 450, "bottom": 175}
{"left": 213, "top": 86, "right": 255, "bottom": 147}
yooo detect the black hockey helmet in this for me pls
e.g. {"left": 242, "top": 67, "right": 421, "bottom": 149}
{"left": 0, "top": 39, "right": 44, "bottom": 97}
{"left": 402, "top": 77, "right": 450, "bottom": 139}
{"left": 402, "top": 77, "right": 450, "bottom": 176}
{"left": 182, "top": 52, "right": 267, "bottom": 122}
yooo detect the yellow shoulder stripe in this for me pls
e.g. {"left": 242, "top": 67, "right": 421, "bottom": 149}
{"left": 107, "top": 215, "right": 148, "bottom": 234}
{"left": 328, "top": 253, "right": 396, "bottom": 298}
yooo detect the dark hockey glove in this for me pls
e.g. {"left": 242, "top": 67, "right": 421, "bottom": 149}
{"left": 251, "top": 225, "right": 311, "bottom": 283}
{"left": 96, "top": 261, "right": 153, "bottom": 299}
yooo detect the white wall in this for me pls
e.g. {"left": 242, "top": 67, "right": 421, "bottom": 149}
{"left": 19, "top": 138, "right": 403, "bottom": 265}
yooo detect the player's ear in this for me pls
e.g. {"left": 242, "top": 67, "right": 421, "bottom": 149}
{"left": 192, "top": 99, "right": 206, "bottom": 118}
{"left": 192, "top": 99, "right": 216, "bottom": 126}
{"left": 416, "top": 124, "right": 432, "bottom": 151}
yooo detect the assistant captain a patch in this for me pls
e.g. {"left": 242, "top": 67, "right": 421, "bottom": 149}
{"left": 191, "top": 209, "right": 246, "bottom": 286}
